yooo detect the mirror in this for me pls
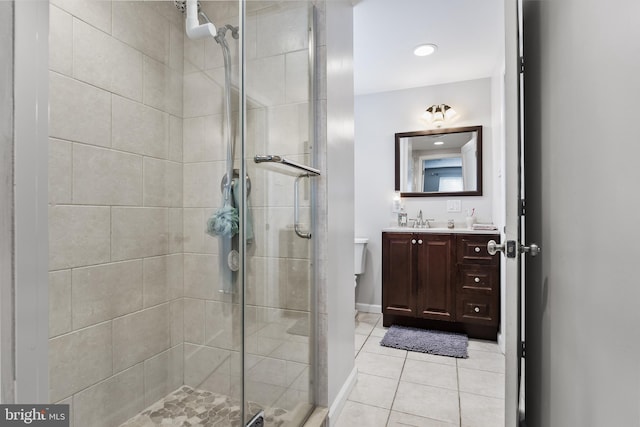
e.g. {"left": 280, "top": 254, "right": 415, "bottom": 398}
{"left": 395, "top": 126, "right": 482, "bottom": 197}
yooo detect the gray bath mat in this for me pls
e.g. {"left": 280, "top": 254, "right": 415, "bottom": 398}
{"left": 380, "top": 325, "right": 468, "bottom": 358}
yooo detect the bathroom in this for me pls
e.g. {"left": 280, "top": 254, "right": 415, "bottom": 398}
{"left": 4, "top": 0, "right": 508, "bottom": 426}
{"left": 4, "top": 0, "right": 356, "bottom": 426}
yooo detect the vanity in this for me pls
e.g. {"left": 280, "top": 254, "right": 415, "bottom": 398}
{"left": 384, "top": 124, "right": 500, "bottom": 339}
{"left": 382, "top": 228, "right": 500, "bottom": 340}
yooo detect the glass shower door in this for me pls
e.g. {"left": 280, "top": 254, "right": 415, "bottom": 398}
{"left": 242, "top": 2, "right": 316, "bottom": 425}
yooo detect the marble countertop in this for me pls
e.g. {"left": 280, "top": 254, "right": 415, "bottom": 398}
{"left": 382, "top": 226, "right": 499, "bottom": 235}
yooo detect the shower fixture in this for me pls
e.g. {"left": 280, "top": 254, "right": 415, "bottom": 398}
{"left": 175, "top": 0, "right": 216, "bottom": 40}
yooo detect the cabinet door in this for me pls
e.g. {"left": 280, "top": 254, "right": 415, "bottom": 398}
{"left": 416, "top": 234, "right": 455, "bottom": 321}
{"left": 382, "top": 233, "right": 416, "bottom": 317}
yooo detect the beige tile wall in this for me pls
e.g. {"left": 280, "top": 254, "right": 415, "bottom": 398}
{"left": 48, "top": 2, "right": 184, "bottom": 426}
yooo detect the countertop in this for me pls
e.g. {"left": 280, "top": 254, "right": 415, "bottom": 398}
{"left": 383, "top": 226, "right": 499, "bottom": 235}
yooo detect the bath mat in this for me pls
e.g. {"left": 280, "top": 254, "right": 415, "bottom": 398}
{"left": 286, "top": 317, "right": 309, "bottom": 336}
{"left": 380, "top": 325, "right": 468, "bottom": 358}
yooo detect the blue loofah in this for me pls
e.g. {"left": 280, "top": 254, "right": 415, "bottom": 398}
{"left": 206, "top": 203, "right": 239, "bottom": 237}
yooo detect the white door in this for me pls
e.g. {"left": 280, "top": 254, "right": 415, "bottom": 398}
{"left": 521, "top": 0, "right": 640, "bottom": 425}
{"left": 502, "top": 0, "right": 525, "bottom": 425}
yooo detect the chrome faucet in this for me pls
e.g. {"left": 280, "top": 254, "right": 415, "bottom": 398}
{"left": 411, "top": 210, "right": 434, "bottom": 228}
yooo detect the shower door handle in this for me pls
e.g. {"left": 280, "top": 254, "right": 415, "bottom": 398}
{"left": 294, "top": 174, "right": 312, "bottom": 239}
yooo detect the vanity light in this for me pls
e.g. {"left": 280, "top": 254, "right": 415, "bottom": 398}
{"left": 422, "top": 104, "right": 457, "bottom": 127}
{"left": 414, "top": 44, "right": 438, "bottom": 57}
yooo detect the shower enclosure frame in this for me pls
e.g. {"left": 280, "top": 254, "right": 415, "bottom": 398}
{"left": 6, "top": 2, "right": 321, "bottom": 424}
{"left": 8, "top": 0, "right": 50, "bottom": 404}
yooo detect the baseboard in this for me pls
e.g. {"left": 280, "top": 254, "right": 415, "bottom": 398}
{"left": 355, "top": 303, "right": 381, "bottom": 314}
{"left": 327, "top": 366, "right": 358, "bottom": 426}
{"left": 497, "top": 331, "right": 505, "bottom": 354}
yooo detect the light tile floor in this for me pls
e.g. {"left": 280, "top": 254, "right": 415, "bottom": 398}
{"left": 335, "top": 313, "right": 505, "bottom": 427}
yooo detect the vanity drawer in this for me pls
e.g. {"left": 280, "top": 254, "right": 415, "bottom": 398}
{"left": 457, "top": 234, "right": 499, "bottom": 265}
{"left": 458, "top": 265, "right": 498, "bottom": 293}
{"left": 456, "top": 295, "right": 498, "bottom": 326}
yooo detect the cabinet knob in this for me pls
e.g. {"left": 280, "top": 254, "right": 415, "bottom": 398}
{"left": 418, "top": 239, "right": 423, "bottom": 244}
{"left": 474, "top": 247, "right": 481, "bottom": 253}
{"left": 474, "top": 306, "right": 480, "bottom": 313}
{"left": 474, "top": 277, "right": 480, "bottom": 283}
{"left": 411, "top": 239, "right": 416, "bottom": 244}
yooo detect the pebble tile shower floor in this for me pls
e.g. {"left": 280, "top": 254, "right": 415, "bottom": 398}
{"left": 120, "top": 386, "right": 289, "bottom": 427}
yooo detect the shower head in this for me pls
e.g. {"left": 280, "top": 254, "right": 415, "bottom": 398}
{"left": 178, "top": 0, "right": 217, "bottom": 40}
{"left": 174, "top": 0, "right": 199, "bottom": 14}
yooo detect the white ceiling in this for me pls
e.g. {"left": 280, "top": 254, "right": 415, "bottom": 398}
{"left": 353, "top": 0, "right": 505, "bottom": 95}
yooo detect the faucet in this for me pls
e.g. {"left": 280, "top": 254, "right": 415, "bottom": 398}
{"left": 412, "top": 210, "right": 434, "bottom": 228}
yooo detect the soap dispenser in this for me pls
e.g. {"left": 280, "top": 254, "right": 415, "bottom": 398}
{"left": 398, "top": 207, "right": 408, "bottom": 227}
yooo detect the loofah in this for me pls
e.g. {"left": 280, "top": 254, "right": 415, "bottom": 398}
{"left": 206, "top": 204, "right": 239, "bottom": 237}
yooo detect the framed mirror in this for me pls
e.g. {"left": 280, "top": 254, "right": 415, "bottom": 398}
{"left": 395, "top": 125, "right": 482, "bottom": 197}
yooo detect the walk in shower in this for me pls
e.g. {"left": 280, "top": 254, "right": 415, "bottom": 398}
{"left": 46, "top": 1, "right": 318, "bottom": 425}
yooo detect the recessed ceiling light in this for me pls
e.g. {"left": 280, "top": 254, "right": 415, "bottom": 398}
{"left": 414, "top": 44, "right": 438, "bottom": 57}
{"left": 434, "top": 141, "right": 444, "bottom": 146}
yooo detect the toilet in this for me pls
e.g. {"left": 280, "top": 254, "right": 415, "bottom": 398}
{"left": 354, "top": 237, "right": 369, "bottom": 283}
{"left": 354, "top": 237, "right": 368, "bottom": 316}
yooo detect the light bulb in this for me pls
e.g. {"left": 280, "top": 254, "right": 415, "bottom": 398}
{"left": 445, "top": 107, "right": 457, "bottom": 119}
{"left": 414, "top": 44, "right": 437, "bottom": 57}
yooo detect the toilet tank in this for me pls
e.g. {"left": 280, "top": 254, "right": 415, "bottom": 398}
{"left": 354, "top": 237, "right": 369, "bottom": 275}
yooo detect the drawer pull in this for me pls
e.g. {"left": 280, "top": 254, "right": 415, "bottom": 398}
{"left": 411, "top": 239, "right": 416, "bottom": 244}
{"left": 474, "top": 306, "right": 480, "bottom": 313}
{"left": 474, "top": 247, "right": 481, "bottom": 253}
{"left": 474, "top": 277, "right": 480, "bottom": 283}
{"left": 418, "top": 239, "right": 423, "bottom": 245}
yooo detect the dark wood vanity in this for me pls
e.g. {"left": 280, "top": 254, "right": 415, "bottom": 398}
{"left": 382, "top": 231, "right": 500, "bottom": 340}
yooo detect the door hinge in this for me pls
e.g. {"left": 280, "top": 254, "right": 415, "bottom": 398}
{"left": 520, "top": 341, "right": 526, "bottom": 359}
{"left": 519, "top": 56, "right": 525, "bottom": 73}
{"left": 519, "top": 199, "right": 526, "bottom": 216}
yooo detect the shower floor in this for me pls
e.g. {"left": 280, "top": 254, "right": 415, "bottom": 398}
{"left": 119, "top": 386, "right": 289, "bottom": 427}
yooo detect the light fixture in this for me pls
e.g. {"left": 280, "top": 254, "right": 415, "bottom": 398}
{"left": 414, "top": 44, "right": 438, "bottom": 57}
{"left": 422, "top": 104, "right": 457, "bottom": 127}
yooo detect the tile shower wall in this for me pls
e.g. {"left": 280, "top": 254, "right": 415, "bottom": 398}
{"left": 48, "top": 1, "right": 185, "bottom": 426}
{"left": 181, "top": 0, "right": 314, "bottom": 416}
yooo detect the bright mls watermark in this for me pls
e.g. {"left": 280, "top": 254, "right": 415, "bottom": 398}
{"left": 0, "top": 405, "right": 69, "bottom": 426}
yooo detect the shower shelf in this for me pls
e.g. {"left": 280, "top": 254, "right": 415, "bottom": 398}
{"left": 254, "top": 154, "right": 319, "bottom": 239}
{"left": 253, "top": 154, "right": 321, "bottom": 176}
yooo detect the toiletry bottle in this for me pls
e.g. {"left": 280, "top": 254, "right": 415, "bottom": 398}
{"left": 398, "top": 207, "right": 408, "bottom": 227}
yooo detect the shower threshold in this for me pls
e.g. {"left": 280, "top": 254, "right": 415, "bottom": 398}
{"left": 119, "top": 386, "right": 290, "bottom": 427}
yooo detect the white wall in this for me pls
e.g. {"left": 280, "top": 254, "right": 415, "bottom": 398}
{"left": 354, "top": 78, "right": 496, "bottom": 310}
{"left": 324, "top": 0, "right": 356, "bottom": 420}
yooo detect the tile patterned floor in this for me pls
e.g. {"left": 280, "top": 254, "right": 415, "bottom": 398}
{"left": 335, "top": 313, "right": 505, "bottom": 427}
{"left": 119, "top": 386, "right": 289, "bottom": 427}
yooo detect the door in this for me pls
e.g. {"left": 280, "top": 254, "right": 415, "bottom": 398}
{"left": 502, "top": 0, "right": 525, "bottom": 425}
{"left": 522, "top": 0, "right": 640, "bottom": 426}
{"left": 416, "top": 234, "right": 454, "bottom": 322}
{"left": 242, "top": 3, "right": 317, "bottom": 425}
{"left": 382, "top": 233, "right": 416, "bottom": 318}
